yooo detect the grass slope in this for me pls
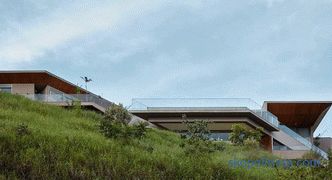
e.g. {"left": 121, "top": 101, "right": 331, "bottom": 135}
{"left": 0, "top": 93, "right": 286, "bottom": 179}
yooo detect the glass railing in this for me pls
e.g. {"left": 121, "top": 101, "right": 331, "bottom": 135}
{"left": 23, "top": 94, "right": 112, "bottom": 110}
{"left": 252, "top": 110, "right": 280, "bottom": 129}
{"left": 129, "top": 98, "right": 279, "bottom": 128}
{"left": 279, "top": 125, "right": 328, "bottom": 159}
{"left": 130, "top": 98, "right": 262, "bottom": 110}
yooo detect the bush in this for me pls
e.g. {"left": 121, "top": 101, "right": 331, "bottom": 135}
{"left": 100, "top": 120, "right": 148, "bottom": 140}
{"left": 104, "top": 103, "right": 131, "bottom": 124}
{"left": 181, "top": 120, "right": 224, "bottom": 155}
{"left": 15, "top": 123, "right": 31, "bottom": 136}
{"left": 99, "top": 119, "right": 123, "bottom": 138}
{"left": 100, "top": 104, "right": 147, "bottom": 139}
{"left": 185, "top": 120, "right": 210, "bottom": 141}
{"left": 73, "top": 100, "right": 81, "bottom": 112}
{"left": 211, "top": 142, "right": 226, "bottom": 151}
{"left": 229, "top": 124, "right": 263, "bottom": 146}
{"left": 243, "top": 137, "right": 260, "bottom": 149}
{"left": 131, "top": 122, "right": 148, "bottom": 138}
{"left": 302, "top": 150, "right": 321, "bottom": 160}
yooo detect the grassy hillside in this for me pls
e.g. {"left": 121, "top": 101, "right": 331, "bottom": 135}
{"left": 0, "top": 93, "right": 327, "bottom": 179}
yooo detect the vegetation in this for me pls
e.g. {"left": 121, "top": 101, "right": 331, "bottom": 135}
{"left": 229, "top": 124, "right": 263, "bottom": 146}
{"left": 180, "top": 120, "right": 225, "bottom": 155}
{"left": 302, "top": 150, "right": 322, "bottom": 160}
{"left": 100, "top": 103, "right": 147, "bottom": 139}
{"left": 104, "top": 103, "right": 131, "bottom": 124}
{"left": 0, "top": 93, "right": 331, "bottom": 179}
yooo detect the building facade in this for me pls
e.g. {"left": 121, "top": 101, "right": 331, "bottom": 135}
{"left": 1, "top": 70, "right": 331, "bottom": 159}
{"left": 129, "top": 98, "right": 332, "bottom": 159}
{"left": 0, "top": 70, "right": 112, "bottom": 112}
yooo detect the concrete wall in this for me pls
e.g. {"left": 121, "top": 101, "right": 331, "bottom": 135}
{"left": 316, "top": 137, "right": 332, "bottom": 152}
{"left": 272, "top": 131, "right": 308, "bottom": 150}
{"left": 273, "top": 150, "right": 309, "bottom": 159}
{"left": 129, "top": 115, "right": 158, "bottom": 128}
{"left": 11, "top": 84, "right": 34, "bottom": 94}
{"left": 44, "top": 85, "right": 66, "bottom": 95}
{"left": 148, "top": 116, "right": 273, "bottom": 151}
{"left": 148, "top": 117, "right": 256, "bottom": 131}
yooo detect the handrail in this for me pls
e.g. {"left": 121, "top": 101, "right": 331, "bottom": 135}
{"left": 251, "top": 109, "right": 280, "bottom": 128}
{"left": 129, "top": 98, "right": 280, "bottom": 128}
{"left": 24, "top": 94, "right": 112, "bottom": 111}
{"left": 279, "top": 125, "right": 328, "bottom": 159}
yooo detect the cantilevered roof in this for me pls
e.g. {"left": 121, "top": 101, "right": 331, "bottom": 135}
{"left": 0, "top": 70, "right": 88, "bottom": 94}
{"left": 129, "top": 98, "right": 280, "bottom": 131}
{"left": 264, "top": 101, "right": 332, "bottom": 130}
{"left": 130, "top": 108, "right": 279, "bottom": 131}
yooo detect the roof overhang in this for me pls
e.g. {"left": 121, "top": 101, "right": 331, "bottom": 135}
{"left": 0, "top": 70, "right": 88, "bottom": 94}
{"left": 263, "top": 101, "right": 332, "bottom": 131}
{"left": 130, "top": 108, "right": 279, "bottom": 131}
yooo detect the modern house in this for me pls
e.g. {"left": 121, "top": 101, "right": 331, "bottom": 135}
{"left": 1, "top": 70, "right": 331, "bottom": 159}
{"left": 129, "top": 98, "right": 332, "bottom": 159}
{"left": 0, "top": 70, "right": 112, "bottom": 112}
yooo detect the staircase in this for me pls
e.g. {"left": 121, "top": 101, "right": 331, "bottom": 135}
{"left": 277, "top": 125, "right": 328, "bottom": 159}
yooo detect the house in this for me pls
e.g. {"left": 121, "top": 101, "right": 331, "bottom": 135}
{"left": 1, "top": 70, "right": 331, "bottom": 159}
{"left": 129, "top": 98, "right": 332, "bottom": 159}
{"left": 0, "top": 70, "right": 112, "bottom": 112}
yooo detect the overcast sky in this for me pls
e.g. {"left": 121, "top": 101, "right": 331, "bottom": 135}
{"left": 1, "top": 0, "right": 332, "bottom": 136}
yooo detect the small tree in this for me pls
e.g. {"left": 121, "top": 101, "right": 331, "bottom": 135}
{"left": 104, "top": 103, "right": 131, "bottom": 124}
{"left": 100, "top": 103, "right": 148, "bottom": 139}
{"left": 185, "top": 120, "right": 210, "bottom": 141}
{"left": 229, "top": 124, "right": 263, "bottom": 146}
{"left": 181, "top": 120, "right": 224, "bottom": 155}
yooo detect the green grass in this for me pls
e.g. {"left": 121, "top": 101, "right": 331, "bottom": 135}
{"left": 0, "top": 93, "right": 320, "bottom": 179}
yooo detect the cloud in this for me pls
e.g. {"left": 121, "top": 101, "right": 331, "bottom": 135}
{"left": 2, "top": 0, "right": 332, "bottom": 136}
{"left": 0, "top": 0, "right": 160, "bottom": 64}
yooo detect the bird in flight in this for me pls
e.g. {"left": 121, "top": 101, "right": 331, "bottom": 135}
{"left": 81, "top": 76, "right": 92, "bottom": 90}
{"left": 81, "top": 76, "right": 92, "bottom": 83}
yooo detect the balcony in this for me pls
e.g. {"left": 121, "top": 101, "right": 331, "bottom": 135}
{"left": 129, "top": 98, "right": 279, "bottom": 128}
{"left": 23, "top": 94, "right": 112, "bottom": 112}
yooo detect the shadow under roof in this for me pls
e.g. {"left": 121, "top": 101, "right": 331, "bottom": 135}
{"left": 264, "top": 101, "right": 332, "bottom": 130}
{"left": 0, "top": 70, "right": 88, "bottom": 94}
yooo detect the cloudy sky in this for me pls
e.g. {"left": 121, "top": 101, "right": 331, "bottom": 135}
{"left": 1, "top": 0, "right": 332, "bottom": 136}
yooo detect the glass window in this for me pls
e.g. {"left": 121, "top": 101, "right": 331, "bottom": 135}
{"left": 209, "top": 132, "right": 230, "bottom": 141}
{"left": 273, "top": 140, "right": 291, "bottom": 150}
{"left": 0, "top": 85, "right": 12, "bottom": 93}
{"left": 179, "top": 131, "right": 230, "bottom": 141}
{"left": 290, "top": 127, "right": 310, "bottom": 139}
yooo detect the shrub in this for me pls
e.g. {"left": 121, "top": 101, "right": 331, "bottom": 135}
{"left": 99, "top": 120, "right": 148, "bottom": 140}
{"left": 229, "top": 124, "right": 263, "bottom": 146}
{"left": 185, "top": 120, "right": 210, "bottom": 141}
{"left": 104, "top": 103, "right": 131, "bottom": 124}
{"left": 211, "top": 142, "right": 226, "bottom": 151}
{"left": 131, "top": 122, "right": 148, "bottom": 139}
{"left": 99, "top": 119, "right": 123, "bottom": 138}
{"left": 243, "top": 137, "right": 260, "bottom": 149}
{"left": 15, "top": 123, "right": 31, "bottom": 136}
{"left": 100, "top": 104, "right": 147, "bottom": 139}
{"left": 73, "top": 100, "right": 81, "bottom": 111}
{"left": 181, "top": 120, "right": 224, "bottom": 155}
{"left": 302, "top": 150, "right": 321, "bottom": 160}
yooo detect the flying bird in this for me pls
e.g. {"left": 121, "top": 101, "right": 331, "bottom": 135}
{"left": 81, "top": 76, "right": 92, "bottom": 83}
{"left": 81, "top": 76, "right": 92, "bottom": 90}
